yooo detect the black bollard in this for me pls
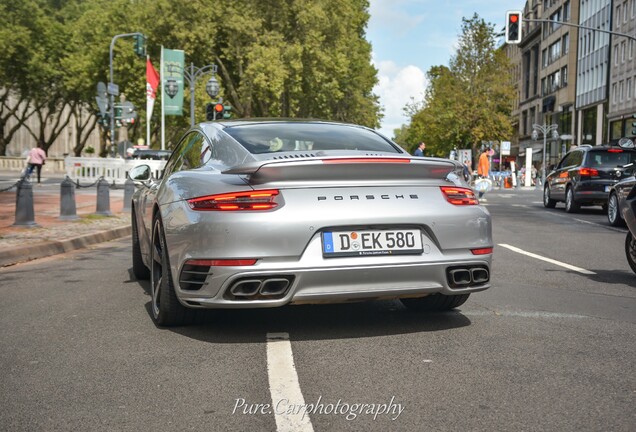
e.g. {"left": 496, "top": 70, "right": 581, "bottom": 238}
{"left": 13, "top": 179, "right": 38, "bottom": 227}
{"left": 122, "top": 177, "right": 135, "bottom": 212}
{"left": 95, "top": 178, "right": 112, "bottom": 216}
{"left": 59, "top": 177, "right": 79, "bottom": 220}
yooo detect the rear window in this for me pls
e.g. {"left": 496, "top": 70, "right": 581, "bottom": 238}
{"left": 587, "top": 150, "right": 636, "bottom": 168}
{"left": 221, "top": 122, "right": 401, "bottom": 154}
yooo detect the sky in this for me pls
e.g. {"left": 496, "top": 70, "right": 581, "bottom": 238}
{"left": 367, "top": 0, "right": 525, "bottom": 139}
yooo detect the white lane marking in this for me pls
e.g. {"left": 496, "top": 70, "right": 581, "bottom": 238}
{"left": 498, "top": 243, "right": 596, "bottom": 275}
{"left": 573, "top": 218, "right": 627, "bottom": 233}
{"left": 266, "top": 332, "right": 314, "bottom": 432}
{"left": 463, "top": 310, "right": 586, "bottom": 319}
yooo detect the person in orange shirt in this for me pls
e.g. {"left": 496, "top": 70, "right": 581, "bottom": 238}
{"left": 477, "top": 150, "right": 490, "bottom": 178}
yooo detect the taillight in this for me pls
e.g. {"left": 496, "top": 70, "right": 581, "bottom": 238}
{"left": 578, "top": 167, "right": 599, "bottom": 177}
{"left": 440, "top": 186, "right": 478, "bottom": 205}
{"left": 607, "top": 148, "right": 623, "bottom": 153}
{"left": 187, "top": 189, "right": 279, "bottom": 211}
{"left": 471, "top": 247, "right": 493, "bottom": 255}
{"left": 185, "top": 259, "right": 257, "bottom": 266}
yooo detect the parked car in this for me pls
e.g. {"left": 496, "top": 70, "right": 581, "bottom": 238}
{"left": 129, "top": 119, "right": 493, "bottom": 326}
{"left": 607, "top": 162, "right": 635, "bottom": 226}
{"left": 543, "top": 139, "right": 636, "bottom": 213}
{"left": 132, "top": 149, "right": 172, "bottom": 160}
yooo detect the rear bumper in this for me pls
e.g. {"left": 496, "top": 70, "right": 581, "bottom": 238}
{"left": 175, "top": 257, "right": 492, "bottom": 309}
{"left": 574, "top": 181, "right": 613, "bottom": 204}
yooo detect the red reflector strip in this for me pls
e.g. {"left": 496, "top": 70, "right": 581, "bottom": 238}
{"left": 440, "top": 186, "right": 478, "bottom": 205}
{"left": 185, "top": 259, "right": 257, "bottom": 266}
{"left": 471, "top": 248, "right": 493, "bottom": 255}
{"left": 322, "top": 158, "right": 411, "bottom": 164}
{"left": 188, "top": 189, "right": 279, "bottom": 211}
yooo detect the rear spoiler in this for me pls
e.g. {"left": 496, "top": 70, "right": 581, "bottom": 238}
{"left": 222, "top": 156, "right": 459, "bottom": 185}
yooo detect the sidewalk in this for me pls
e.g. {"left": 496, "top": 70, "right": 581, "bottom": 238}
{"left": 0, "top": 171, "right": 131, "bottom": 267}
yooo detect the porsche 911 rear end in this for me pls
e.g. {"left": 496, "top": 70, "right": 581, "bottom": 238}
{"left": 165, "top": 159, "right": 491, "bottom": 311}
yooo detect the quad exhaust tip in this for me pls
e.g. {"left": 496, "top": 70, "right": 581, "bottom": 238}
{"left": 228, "top": 276, "right": 294, "bottom": 300}
{"left": 447, "top": 266, "right": 489, "bottom": 288}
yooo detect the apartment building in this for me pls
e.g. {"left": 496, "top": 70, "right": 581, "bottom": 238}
{"left": 607, "top": 0, "right": 636, "bottom": 139}
{"left": 517, "top": 0, "right": 543, "bottom": 163}
{"left": 540, "top": 0, "right": 578, "bottom": 165}
{"left": 576, "top": 0, "right": 612, "bottom": 145}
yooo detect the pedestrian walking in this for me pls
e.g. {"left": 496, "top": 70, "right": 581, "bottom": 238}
{"left": 476, "top": 150, "right": 491, "bottom": 199}
{"left": 26, "top": 143, "right": 47, "bottom": 184}
{"left": 413, "top": 142, "right": 426, "bottom": 157}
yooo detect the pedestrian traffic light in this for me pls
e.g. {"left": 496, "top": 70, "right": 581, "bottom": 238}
{"left": 134, "top": 34, "right": 146, "bottom": 57}
{"left": 505, "top": 11, "right": 522, "bottom": 44}
{"left": 206, "top": 103, "right": 214, "bottom": 121}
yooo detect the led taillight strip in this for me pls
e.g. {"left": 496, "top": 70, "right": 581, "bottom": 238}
{"left": 440, "top": 186, "right": 479, "bottom": 205}
{"left": 322, "top": 158, "right": 411, "bottom": 164}
{"left": 187, "top": 189, "right": 279, "bottom": 211}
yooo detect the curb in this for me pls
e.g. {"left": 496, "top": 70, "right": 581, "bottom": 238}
{"left": 0, "top": 225, "right": 131, "bottom": 268}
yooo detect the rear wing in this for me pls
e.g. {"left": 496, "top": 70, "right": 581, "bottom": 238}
{"left": 223, "top": 156, "right": 461, "bottom": 186}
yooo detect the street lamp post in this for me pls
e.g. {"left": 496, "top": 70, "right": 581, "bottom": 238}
{"left": 167, "top": 63, "right": 219, "bottom": 126}
{"left": 532, "top": 123, "right": 559, "bottom": 187}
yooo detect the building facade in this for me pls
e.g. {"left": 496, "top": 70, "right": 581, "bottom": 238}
{"left": 508, "top": 0, "right": 636, "bottom": 163}
{"left": 607, "top": 0, "right": 636, "bottom": 140}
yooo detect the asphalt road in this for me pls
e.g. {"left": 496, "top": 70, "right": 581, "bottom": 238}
{"left": 1, "top": 189, "right": 634, "bottom": 432}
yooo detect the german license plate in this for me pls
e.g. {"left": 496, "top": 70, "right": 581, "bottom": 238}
{"left": 322, "top": 229, "right": 423, "bottom": 257}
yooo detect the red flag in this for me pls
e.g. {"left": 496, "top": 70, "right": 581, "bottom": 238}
{"left": 146, "top": 58, "right": 160, "bottom": 100}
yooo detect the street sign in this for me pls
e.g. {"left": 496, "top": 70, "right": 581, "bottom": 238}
{"left": 96, "top": 82, "right": 108, "bottom": 116}
{"left": 108, "top": 83, "right": 119, "bottom": 96}
{"left": 501, "top": 141, "right": 511, "bottom": 156}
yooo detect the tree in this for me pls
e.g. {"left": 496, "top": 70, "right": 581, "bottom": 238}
{"left": 402, "top": 14, "right": 514, "bottom": 158}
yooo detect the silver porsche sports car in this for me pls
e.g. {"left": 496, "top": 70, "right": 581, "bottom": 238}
{"left": 130, "top": 120, "right": 492, "bottom": 326}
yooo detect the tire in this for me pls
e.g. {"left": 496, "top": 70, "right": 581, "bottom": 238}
{"left": 607, "top": 193, "right": 625, "bottom": 227}
{"left": 565, "top": 187, "right": 579, "bottom": 213}
{"left": 150, "top": 216, "right": 196, "bottom": 326}
{"left": 625, "top": 232, "right": 636, "bottom": 274}
{"left": 401, "top": 293, "right": 470, "bottom": 311}
{"left": 543, "top": 186, "right": 557, "bottom": 208}
{"left": 132, "top": 210, "right": 150, "bottom": 280}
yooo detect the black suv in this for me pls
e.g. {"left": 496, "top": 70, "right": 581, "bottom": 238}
{"left": 544, "top": 140, "right": 636, "bottom": 213}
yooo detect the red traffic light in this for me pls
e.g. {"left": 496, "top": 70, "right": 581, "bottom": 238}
{"left": 509, "top": 14, "right": 519, "bottom": 23}
{"left": 214, "top": 103, "right": 224, "bottom": 113}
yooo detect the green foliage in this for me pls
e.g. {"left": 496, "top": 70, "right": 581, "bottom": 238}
{"left": 0, "top": 0, "right": 382, "bottom": 155}
{"left": 401, "top": 13, "right": 514, "bottom": 157}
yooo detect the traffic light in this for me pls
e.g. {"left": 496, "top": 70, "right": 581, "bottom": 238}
{"left": 206, "top": 102, "right": 228, "bottom": 120}
{"left": 134, "top": 34, "right": 146, "bottom": 57}
{"left": 505, "top": 11, "right": 522, "bottom": 44}
{"left": 222, "top": 104, "right": 232, "bottom": 119}
{"left": 631, "top": 113, "right": 636, "bottom": 136}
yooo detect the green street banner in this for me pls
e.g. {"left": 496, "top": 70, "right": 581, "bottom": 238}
{"left": 161, "top": 48, "right": 184, "bottom": 116}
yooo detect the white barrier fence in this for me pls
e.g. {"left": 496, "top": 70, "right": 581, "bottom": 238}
{"left": 64, "top": 158, "right": 167, "bottom": 186}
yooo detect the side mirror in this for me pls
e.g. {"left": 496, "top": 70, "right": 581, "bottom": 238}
{"left": 128, "top": 164, "right": 151, "bottom": 182}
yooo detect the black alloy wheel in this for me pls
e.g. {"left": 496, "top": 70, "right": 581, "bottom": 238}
{"left": 150, "top": 216, "right": 195, "bottom": 326}
{"left": 607, "top": 193, "right": 625, "bottom": 227}
{"left": 565, "top": 187, "right": 579, "bottom": 213}
{"left": 625, "top": 232, "right": 636, "bottom": 274}
{"left": 543, "top": 186, "right": 557, "bottom": 208}
{"left": 132, "top": 209, "right": 150, "bottom": 280}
